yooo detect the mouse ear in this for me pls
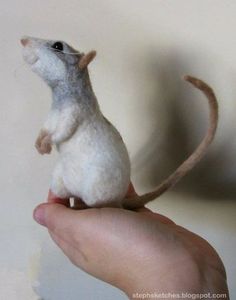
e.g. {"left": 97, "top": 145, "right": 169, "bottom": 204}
{"left": 79, "top": 50, "right": 96, "bottom": 69}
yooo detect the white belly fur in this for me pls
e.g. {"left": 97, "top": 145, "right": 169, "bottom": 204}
{"left": 51, "top": 117, "right": 131, "bottom": 207}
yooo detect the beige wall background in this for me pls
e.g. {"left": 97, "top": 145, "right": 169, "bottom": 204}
{"left": 0, "top": 0, "right": 235, "bottom": 299}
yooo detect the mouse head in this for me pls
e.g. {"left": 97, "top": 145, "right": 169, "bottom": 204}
{"left": 21, "top": 36, "right": 96, "bottom": 87}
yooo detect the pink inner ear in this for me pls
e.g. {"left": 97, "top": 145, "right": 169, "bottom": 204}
{"left": 21, "top": 38, "right": 29, "bottom": 46}
{"left": 79, "top": 51, "right": 96, "bottom": 69}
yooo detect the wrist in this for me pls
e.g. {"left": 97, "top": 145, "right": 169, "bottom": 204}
{"left": 119, "top": 252, "right": 204, "bottom": 298}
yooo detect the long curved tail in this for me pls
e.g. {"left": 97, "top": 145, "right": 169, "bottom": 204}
{"left": 122, "top": 75, "right": 218, "bottom": 210}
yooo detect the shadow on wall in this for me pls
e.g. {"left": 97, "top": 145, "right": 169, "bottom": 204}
{"left": 131, "top": 49, "right": 236, "bottom": 201}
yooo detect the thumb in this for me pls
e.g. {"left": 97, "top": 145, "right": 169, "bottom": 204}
{"left": 33, "top": 203, "right": 79, "bottom": 230}
{"left": 33, "top": 203, "right": 96, "bottom": 271}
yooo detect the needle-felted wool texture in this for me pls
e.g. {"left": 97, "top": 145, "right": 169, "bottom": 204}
{"left": 22, "top": 37, "right": 218, "bottom": 209}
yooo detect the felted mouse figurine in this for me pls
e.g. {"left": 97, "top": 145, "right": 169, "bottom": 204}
{"left": 21, "top": 36, "right": 218, "bottom": 209}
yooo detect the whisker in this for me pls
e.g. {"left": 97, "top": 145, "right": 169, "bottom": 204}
{"left": 16, "top": 46, "right": 81, "bottom": 79}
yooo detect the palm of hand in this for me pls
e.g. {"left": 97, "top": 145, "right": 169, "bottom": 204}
{"left": 34, "top": 186, "right": 229, "bottom": 298}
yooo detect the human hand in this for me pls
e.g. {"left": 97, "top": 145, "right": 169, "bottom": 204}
{"left": 33, "top": 185, "right": 229, "bottom": 299}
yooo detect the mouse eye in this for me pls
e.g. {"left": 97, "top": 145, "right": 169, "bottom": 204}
{"left": 51, "top": 42, "right": 64, "bottom": 52}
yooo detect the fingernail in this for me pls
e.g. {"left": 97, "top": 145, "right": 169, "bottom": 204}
{"left": 33, "top": 205, "right": 46, "bottom": 226}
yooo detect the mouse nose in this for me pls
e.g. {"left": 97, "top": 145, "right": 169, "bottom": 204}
{"left": 20, "top": 38, "right": 29, "bottom": 47}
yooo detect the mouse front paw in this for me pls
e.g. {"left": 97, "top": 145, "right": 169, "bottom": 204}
{"left": 35, "top": 130, "right": 52, "bottom": 155}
